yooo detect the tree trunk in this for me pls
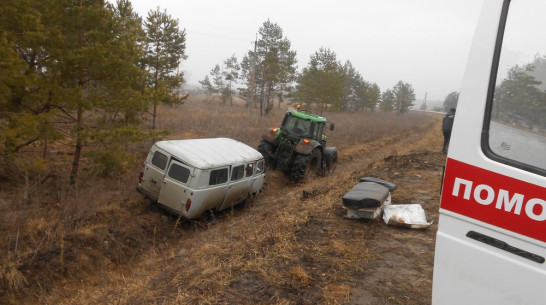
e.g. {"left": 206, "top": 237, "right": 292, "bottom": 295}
{"left": 259, "top": 83, "right": 265, "bottom": 116}
{"left": 229, "top": 81, "right": 233, "bottom": 106}
{"left": 152, "top": 103, "right": 157, "bottom": 130}
{"left": 70, "top": 105, "right": 83, "bottom": 185}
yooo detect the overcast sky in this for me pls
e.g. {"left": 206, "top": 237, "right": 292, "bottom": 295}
{"left": 128, "top": 0, "right": 485, "bottom": 102}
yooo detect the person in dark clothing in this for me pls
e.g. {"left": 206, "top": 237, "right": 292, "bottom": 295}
{"left": 442, "top": 108, "right": 456, "bottom": 153}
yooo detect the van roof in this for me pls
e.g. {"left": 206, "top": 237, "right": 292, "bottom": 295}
{"left": 155, "top": 137, "right": 263, "bottom": 169}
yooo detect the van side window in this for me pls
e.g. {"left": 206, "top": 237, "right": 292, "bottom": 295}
{"left": 209, "top": 168, "right": 228, "bottom": 185}
{"left": 231, "top": 165, "right": 244, "bottom": 181}
{"left": 488, "top": 0, "right": 546, "bottom": 172}
{"left": 245, "top": 163, "right": 254, "bottom": 177}
{"left": 256, "top": 160, "right": 264, "bottom": 174}
{"left": 151, "top": 151, "right": 168, "bottom": 170}
{"left": 168, "top": 163, "right": 190, "bottom": 183}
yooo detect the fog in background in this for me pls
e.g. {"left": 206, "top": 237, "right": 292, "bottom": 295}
{"left": 129, "top": 0, "right": 485, "bottom": 102}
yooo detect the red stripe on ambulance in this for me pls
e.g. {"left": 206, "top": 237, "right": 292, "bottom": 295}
{"left": 441, "top": 158, "right": 546, "bottom": 243}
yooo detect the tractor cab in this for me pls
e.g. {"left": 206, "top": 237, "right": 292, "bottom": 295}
{"left": 280, "top": 106, "right": 333, "bottom": 142}
{"left": 280, "top": 113, "right": 313, "bottom": 138}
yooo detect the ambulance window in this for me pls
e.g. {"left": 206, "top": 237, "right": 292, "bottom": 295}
{"left": 168, "top": 163, "right": 190, "bottom": 183}
{"left": 231, "top": 165, "right": 244, "bottom": 181}
{"left": 245, "top": 163, "right": 254, "bottom": 177}
{"left": 488, "top": 0, "right": 546, "bottom": 172}
{"left": 209, "top": 168, "right": 228, "bottom": 185}
{"left": 151, "top": 151, "right": 168, "bottom": 170}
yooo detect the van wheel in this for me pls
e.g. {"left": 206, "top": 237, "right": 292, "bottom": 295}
{"left": 294, "top": 149, "right": 322, "bottom": 181}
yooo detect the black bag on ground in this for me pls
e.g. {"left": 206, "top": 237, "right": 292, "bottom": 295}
{"left": 342, "top": 182, "right": 390, "bottom": 210}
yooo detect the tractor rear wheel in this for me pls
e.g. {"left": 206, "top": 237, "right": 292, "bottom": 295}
{"left": 294, "top": 148, "right": 322, "bottom": 181}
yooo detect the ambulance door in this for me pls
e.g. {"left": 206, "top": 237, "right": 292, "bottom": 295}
{"left": 432, "top": 1, "right": 546, "bottom": 304}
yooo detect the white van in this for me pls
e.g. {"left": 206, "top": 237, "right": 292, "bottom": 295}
{"left": 432, "top": 0, "right": 546, "bottom": 304}
{"left": 136, "top": 138, "right": 265, "bottom": 219}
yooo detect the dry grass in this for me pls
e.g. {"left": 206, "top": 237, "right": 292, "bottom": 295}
{"left": 154, "top": 98, "right": 434, "bottom": 151}
{"left": 0, "top": 95, "right": 442, "bottom": 304}
{"left": 1, "top": 265, "right": 28, "bottom": 294}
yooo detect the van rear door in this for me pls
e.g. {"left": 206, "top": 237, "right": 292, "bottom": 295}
{"left": 140, "top": 148, "right": 170, "bottom": 201}
{"left": 158, "top": 160, "right": 193, "bottom": 214}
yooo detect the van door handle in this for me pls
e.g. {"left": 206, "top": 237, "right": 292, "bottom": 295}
{"left": 466, "top": 231, "right": 545, "bottom": 264}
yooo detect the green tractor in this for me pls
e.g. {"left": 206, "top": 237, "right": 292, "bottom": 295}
{"left": 258, "top": 106, "right": 338, "bottom": 181}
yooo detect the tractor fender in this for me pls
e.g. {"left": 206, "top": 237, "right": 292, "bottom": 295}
{"left": 295, "top": 141, "right": 321, "bottom": 155}
{"left": 262, "top": 131, "right": 279, "bottom": 144}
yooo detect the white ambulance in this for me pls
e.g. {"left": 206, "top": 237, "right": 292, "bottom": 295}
{"left": 136, "top": 138, "right": 265, "bottom": 219}
{"left": 432, "top": 0, "right": 546, "bottom": 304}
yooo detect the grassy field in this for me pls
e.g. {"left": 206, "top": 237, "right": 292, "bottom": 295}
{"left": 0, "top": 96, "right": 442, "bottom": 304}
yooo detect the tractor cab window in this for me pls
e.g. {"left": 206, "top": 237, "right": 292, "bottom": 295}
{"left": 487, "top": 0, "right": 546, "bottom": 172}
{"left": 282, "top": 114, "right": 312, "bottom": 137}
{"left": 314, "top": 123, "right": 324, "bottom": 141}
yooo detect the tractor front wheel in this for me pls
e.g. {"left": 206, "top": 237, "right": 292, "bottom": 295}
{"left": 294, "top": 148, "right": 322, "bottom": 181}
{"left": 323, "top": 147, "right": 338, "bottom": 175}
{"left": 258, "top": 140, "right": 275, "bottom": 170}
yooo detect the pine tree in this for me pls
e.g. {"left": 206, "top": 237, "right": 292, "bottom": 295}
{"left": 392, "top": 81, "right": 416, "bottom": 114}
{"left": 342, "top": 60, "right": 364, "bottom": 112}
{"left": 199, "top": 64, "right": 223, "bottom": 102}
{"left": 254, "top": 20, "right": 297, "bottom": 115}
{"left": 380, "top": 89, "right": 395, "bottom": 112}
{"left": 295, "top": 48, "right": 346, "bottom": 114}
{"left": 443, "top": 91, "right": 459, "bottom": 112}
{"left": 143, "top": 7, "right": 188, "bottom": 129}
{"left": 1, "top": 0, "right": 154, "bottom": 184}
{"left": 223, "top": 55, "right": 240, "bottom": 106}
{"left": 366, "top": 83, "right": 381, "bottom": 112}
{"left": 0, "top": 0, "right": 57, "bottom": 173}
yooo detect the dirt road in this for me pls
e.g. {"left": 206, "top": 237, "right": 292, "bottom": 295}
{"left": 254, "top": 120, "right": 446, "bottom": 304}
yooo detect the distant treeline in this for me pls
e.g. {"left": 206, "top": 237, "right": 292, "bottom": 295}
{"left": 198, "top": 21, "right": 418, "bottom": 116}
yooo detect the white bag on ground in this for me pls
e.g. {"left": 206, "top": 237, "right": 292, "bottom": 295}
{"left": 383, "top": 204, "right": 433, "bottom": 229}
